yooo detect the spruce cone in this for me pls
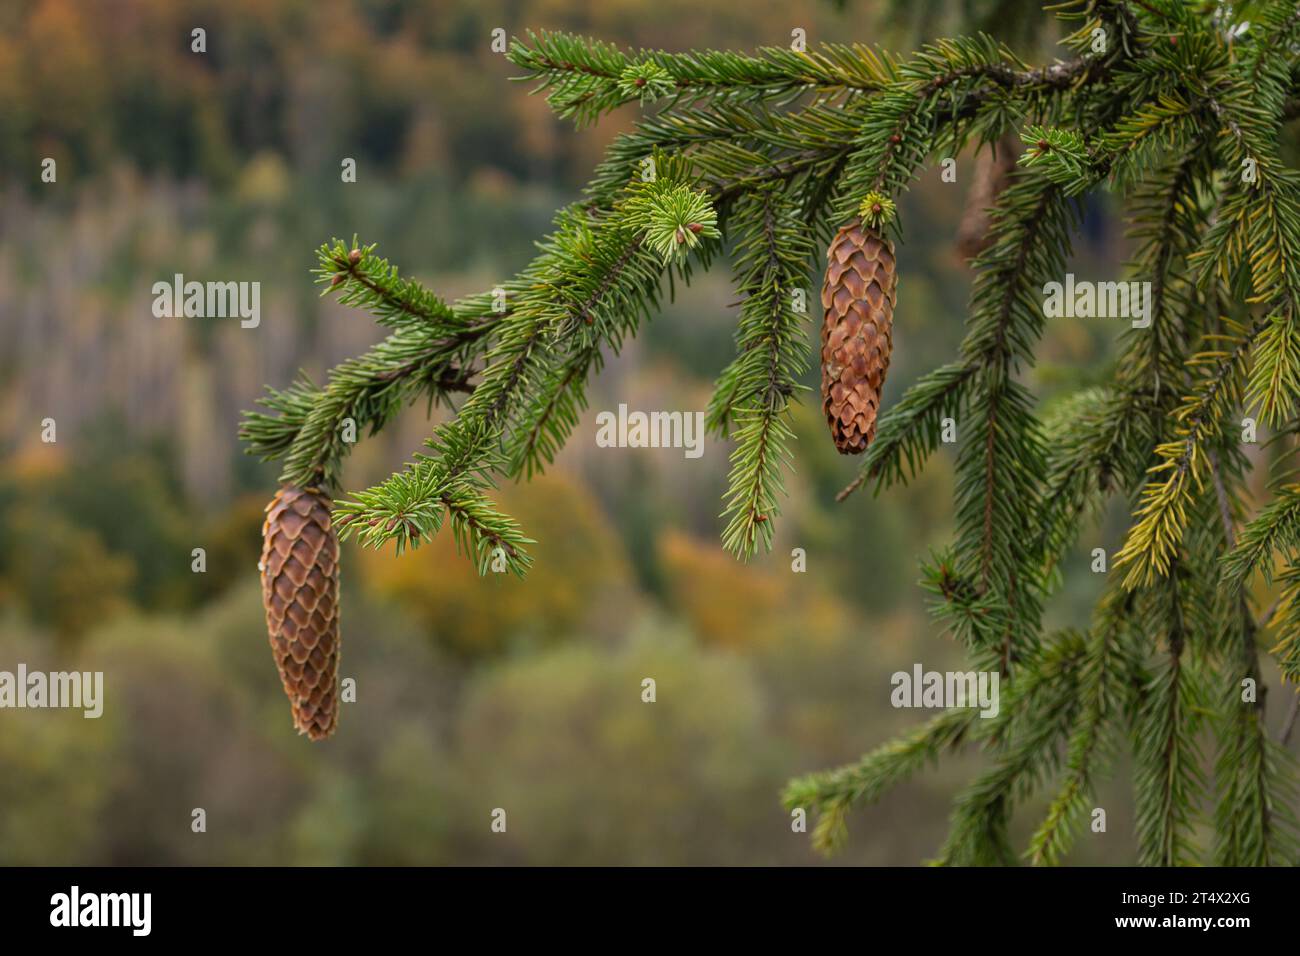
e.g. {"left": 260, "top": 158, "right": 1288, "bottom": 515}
{"left": 259, "top": 485, "right": 341, "bottom": 740}
{"left": 820, "top": 218, "right": 897, "bottom": 454}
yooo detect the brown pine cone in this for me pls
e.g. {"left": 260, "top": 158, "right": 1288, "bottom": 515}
{"left": 260, "top": 485, "right": 341, "bottom": 740}
{"left": 820, "top": 219, "right": 897, "bottom": 454}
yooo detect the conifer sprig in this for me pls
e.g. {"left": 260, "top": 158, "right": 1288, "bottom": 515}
{"left": 240, "top": 239, "right": 506, "bottom": 488}
{"left": 782, "top": 708, "right": 980, "bottom": 855}
{"left": 1115, "top": 321, "right": 1256, "bottom": 589}
{"left": 936, "top": 632, "right": 1088, "bottom": 866}
{"left": 711, "top": 185, "right": 814, "bottom": 557}
{"left": 1028, "top": 590, "right": 1139, "bottom": 865}
{"left": 509, "top": 30, "right": 897, "bottom": 127}
{"left": 1224, "top": 484, "right": 1300, "bottom": 590}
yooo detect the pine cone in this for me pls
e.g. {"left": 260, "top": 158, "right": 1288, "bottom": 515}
{"left": 260, "top": 485, "right": 341, "bottom": 740}
{"left": 820, "top": 218, "right": 897, "bottom": 454}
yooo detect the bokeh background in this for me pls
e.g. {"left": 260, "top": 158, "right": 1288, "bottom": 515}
{"left": 0, "top": 0, "right": 1142, "bottom": 864}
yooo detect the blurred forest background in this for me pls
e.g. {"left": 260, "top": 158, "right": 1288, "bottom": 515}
{"left": 0, "top": 0, "right": 1146, "bottom": 864}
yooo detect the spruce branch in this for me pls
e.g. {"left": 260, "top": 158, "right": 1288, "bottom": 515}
{"left": 1029, "top": 590, "right": 1138, "bottom": 865}
{"left": 1213, "top": 617, "right": 1300, "bottom": 865}
{"left": 1246, "top": 311, "right": 1300, "bottom": 427}
{"left": 316, "top": 238, "right": 459, "bottom": 329}
{"left": 782, "top": 708, "right": 980, "bottom": 855}
{"left": 1133, "top": 566, "right": 1208, "bottom": 866}
{"left": 790, "top": 0, "right": 1300, "bottom": 866}
{"left": 711, "top": 185, "right": 814, "bottom": 558}
{"left": 1115, "top": 321, "right": 1258, "bottom": 589}
{"left": 954, "top": 175, "right": 1076, "bottom": 662}
{"left": 836, "top": 363, "right": 975, "bottom": 499}
{"left": 240, "top": 240, "right": 506, "bottom": 487}
{"left": 936, "top": 631, "right": 1088, "bottom": 866}
{"left": 508, "top": 29, "right": 899, "bottom": 127}
{"left": 1031, "top": 385, "right": 1154, "bottom": 588}
{"left": 1267, "top": 564, "right": 1300, "bottom": 684}
{"left": 1204, "top": 449, "right": 1299, "bottom": 864}
{"left": 1222, "top": 485, "right": 1300, "bottom": 590}
{"left": 331, "top": 165, "right": 711, "bottom": 560}
{"left": 240, "top": 3, "right": 1300, "bottom": 844}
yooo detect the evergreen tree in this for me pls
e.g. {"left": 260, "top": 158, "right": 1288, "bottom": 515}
{"left": 241, "top": 0, "right": 1300, "bottom": 863}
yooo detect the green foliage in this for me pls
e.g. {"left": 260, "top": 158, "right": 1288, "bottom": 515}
{"left": 783, "top": 708, "right": 978, "bottom": 854}
{"left": 1028, "top": 590, "right": 1140, "bottom": 865}
{"left": 241, "top": 237, "right": 496, "bottom": 490}
{"left": 1213, "top": 612, "right": 1300, "bottom": 865}
{"left": 508, "top": 29, "right": 893, "bottom": 126}
{"left": 1246, "top": 312, "right": 1300, "bottom": 427}
{"left": 789, "top": 0, "right": 1300, "bottom": 866}
{"left": 240, "top": 0, "right": 1300, "bottom": 865}
{"left": 1115, "top": 319, "right": 1255, "bottom": 588}
{"left": 1018, "top": 126, "right": 1094, "bottom": 194}
{"left": 936, "top": 632, "right": 1088, "bottom": 866}
{"left": 710, "top": 184, "right": 814, "bottom": 556}
{"left": 1223, "top": 484, "right": 1300, "bottom": 589}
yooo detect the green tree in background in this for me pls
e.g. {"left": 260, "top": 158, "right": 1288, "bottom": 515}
{"left": 243, "top": 0, "right": 1300, "bottom": 863}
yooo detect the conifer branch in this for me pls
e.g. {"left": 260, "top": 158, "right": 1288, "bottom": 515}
{"left": 508, "top": 30, "right": 899, "bottom": 127}
{"left": 937, "top": 632, "right": 1087, "bottom": 865}
{"left": 1116, "top": 321, "right": 1258, "bottom": 589}
{"left": 1134, "top": 566, "right": 1206, "bottom": 866}
{"left": 782, "top": 708, "right": 980, "bottom": 855}
{"left": 242, "top": 3, "right": 1300, "bottom": 842}
{"left": 1028, "top": 590, "right": 1137, "bottom": 865}
{"left": 1211, "top": 450, "right": 1300, "bottom": 864}
{"left": 836, "top": 363, "right": 974, "bottom": 499}
{"left": 712, "top": 186, "right": 813, "bottom": 557}
{"left": 240, "top": 240, "right": 507, "bottom": 487}
{"left": 1223, "top": 485, "right": 1300, "bottom": 589}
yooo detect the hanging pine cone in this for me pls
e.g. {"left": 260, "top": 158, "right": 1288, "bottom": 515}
{"left": 259, "top": 485, "right": 341, "bottom": 741}
{"left": 820, "top": 196, "right": 898, "bottom": 454}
